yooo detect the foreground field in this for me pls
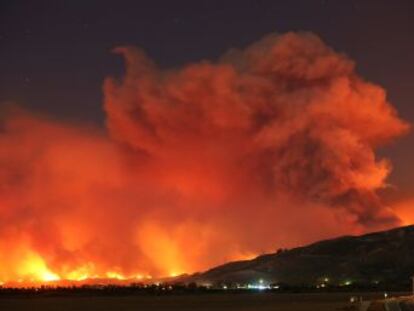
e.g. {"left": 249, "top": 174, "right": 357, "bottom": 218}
{"left": 0, "top": 292, "right": 407, "bottom": 311}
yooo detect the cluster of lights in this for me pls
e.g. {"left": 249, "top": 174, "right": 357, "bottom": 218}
{"left": 144, "top": 283, "right": 174, "bottom": 291}
{"left": 1, "top": 269, "right": 364, "bottom": 291}
{"left": 316, "top": 277, "right": 330, "bottom": 289}
{"left": 316, "top": 277, "right": 355, "bottom": 288}
{"left": 221, "top": 279, "right": 279, "bottom": 291}
{"left": 247, "top": 279, "right": 269, "bottom": 290}
{"left": 247, "top": 284, "right": 271, "bottom": 290}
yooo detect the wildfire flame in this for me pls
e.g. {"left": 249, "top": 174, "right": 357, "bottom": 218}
{"left": 0, "top": 32, "right": 410, "bottom": 286}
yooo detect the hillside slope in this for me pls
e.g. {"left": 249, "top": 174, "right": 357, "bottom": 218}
{"left": 187, "top": 225, "right": 414, "bottom": 286}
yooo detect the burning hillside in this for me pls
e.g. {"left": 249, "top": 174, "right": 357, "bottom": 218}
{"left": 0, "top": 32, "right": 409, "bottom": 286}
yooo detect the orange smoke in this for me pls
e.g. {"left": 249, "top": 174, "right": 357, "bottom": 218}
{"left": 0, "top": 32, "right": 409, "bottom": 285}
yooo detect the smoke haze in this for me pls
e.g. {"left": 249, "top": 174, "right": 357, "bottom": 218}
{"left": 0, "top": 32, "right": 409, "bottom": 284}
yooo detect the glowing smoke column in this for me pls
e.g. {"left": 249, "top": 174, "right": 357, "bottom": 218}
{"left": 0, "top": 32, "right": 409, "bottom": 283}
{"left": 104, "top": 32, "right": 408, "bottom": 227}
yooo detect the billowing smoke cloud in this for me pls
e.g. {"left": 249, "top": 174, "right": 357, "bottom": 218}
{"left": 0, "top": 32, "right": 409, "bottom": 284}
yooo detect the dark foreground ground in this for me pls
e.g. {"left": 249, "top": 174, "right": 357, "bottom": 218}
{"left": 0, "top": 292, "right": 408, "bottom": 311}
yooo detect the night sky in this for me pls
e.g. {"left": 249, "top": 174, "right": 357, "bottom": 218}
{"left": 1, "top": 0, "right": 414, "bottom": 190}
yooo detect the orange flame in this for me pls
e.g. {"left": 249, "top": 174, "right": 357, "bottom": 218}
{"left": 0, "top": 32, "right": 409, "bottom": 285}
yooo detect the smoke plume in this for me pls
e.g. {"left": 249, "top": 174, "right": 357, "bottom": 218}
{"left": 0, "top": 32, "right": 409, "bottom": 284}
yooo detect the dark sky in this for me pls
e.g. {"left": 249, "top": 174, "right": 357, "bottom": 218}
{"left": 1, "top": 0, "right": 413, "bottom": 190}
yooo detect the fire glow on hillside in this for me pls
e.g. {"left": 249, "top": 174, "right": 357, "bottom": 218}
{"left": 0, "top": 32, "right": 410, "bottom": 286}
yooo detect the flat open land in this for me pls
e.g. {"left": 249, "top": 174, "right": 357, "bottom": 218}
{"left": 0, "top": 292, "right": 406, "bottom": 311}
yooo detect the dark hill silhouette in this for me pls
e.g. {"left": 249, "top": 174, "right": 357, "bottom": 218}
{"left": 184, "top": 225, "right": 414, "bottom": 287}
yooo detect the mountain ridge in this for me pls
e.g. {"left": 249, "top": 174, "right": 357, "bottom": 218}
{"left": 183, "top": 225, "right": 414, "bottom": 287}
